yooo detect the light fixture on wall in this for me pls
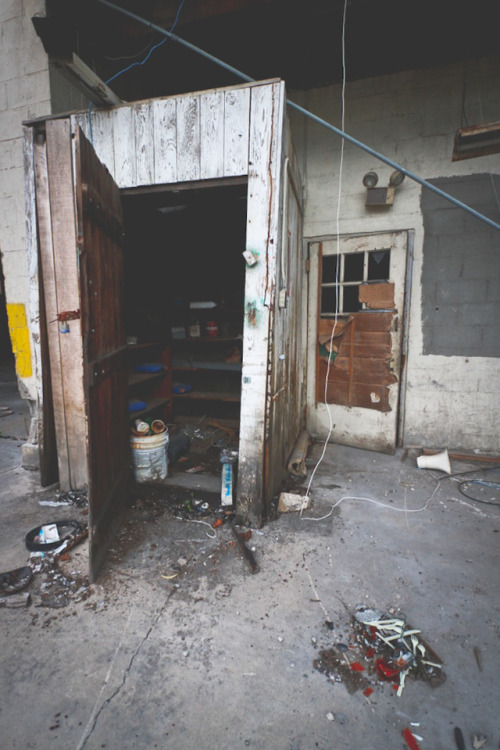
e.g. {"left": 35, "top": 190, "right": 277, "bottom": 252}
{"left": 362, "top": 170, "right": 405, "bottom": 206}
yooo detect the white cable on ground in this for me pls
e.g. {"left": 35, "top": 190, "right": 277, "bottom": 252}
{"left": 300, "top": 480, "right": 442, "bottom": 522}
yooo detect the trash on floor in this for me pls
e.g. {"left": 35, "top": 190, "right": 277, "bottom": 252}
{"left": 0, "top": 592, "right": 31, "bottom": 608}
{"left": 227, "top": 518, "right": 258, "bottom": 574}
{"left": 402, "top": 727, "right": 421, "bottom": 750}
{"left": 416, "top": 448, "right": 451, "bottom": 474}
{"left": 472, "top": 733, "right": 487, "bottom": 749}
{"left": 39, "top": 489, "right": 88, "bottom": 508}
{"left": 353, "top": 604, "right": 445, "bottom": 695}
{"left": 278, "top": 492, "right": 310, "bottom": 513}
{"left": 313, "top": 603, "right": 445, "bottom": 697}
{"left": 25, "top": 520, "right": 85, "bottom": 553}
{"left": 0, "top": 565, "right": 32, "bottom": 596}
{"left": 220, "top": 449, "right": 238, "bottom": 506}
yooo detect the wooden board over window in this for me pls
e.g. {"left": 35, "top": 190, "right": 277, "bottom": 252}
{"left": 317, "top": 312, "right": 397, "bottom": 412}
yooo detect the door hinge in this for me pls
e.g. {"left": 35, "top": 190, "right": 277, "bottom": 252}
{"left": 305, "top": 257, "right": 310, "bottom": 274}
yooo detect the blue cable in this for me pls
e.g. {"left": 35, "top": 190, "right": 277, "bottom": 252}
{"left": 105, "top": 0, "right": 186, "bottom": 86}
{"left": 88, "top": 0, "right": 187, "bottom": 144}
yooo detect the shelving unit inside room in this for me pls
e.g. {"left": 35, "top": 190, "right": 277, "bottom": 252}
{"left": 127, "top": 342, "right": 172, "bottom": 424}
{"left": 122, "top": 179, "right": 247, "bottom": 451}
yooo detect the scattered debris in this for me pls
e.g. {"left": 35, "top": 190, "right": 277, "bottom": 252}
{"left": 185, "top": 465, "right": 206, "bottom": 474}
{"left": 474, "top": 646, "right": 483, "bottom": 672}
{"left": 0, "top": 592, "right": 31, "bottom": 608}
{"left": 0, "top": 565, "right": 32, "bottom": 595}
{"left": 278, "top": 492, "right": 310, "bottom": 513}
{"left": 33, "top": 554, "right": 91, "bottom": 608}
{"left": 472, "top": 734, "right": 488, "bottom": 749}
{"left": 228, "top": 519, "right": 258, "bottom": 574}
{"left": 25, "top": 520, "right": 86, "bottom": 553}
{"left": 314, "top": 604, "right": 445, "bottom": 697}
{"left": 39, "top": 489, "right": 88, "bottom": 508}
{"left": 403, "top": 727, "right": 421, "bottom": 750}
{"left": 416, "top": 448, "right": 451, "bottom": 474}
{"left": 314, "top": 648, "right": 370, "bottom": 694}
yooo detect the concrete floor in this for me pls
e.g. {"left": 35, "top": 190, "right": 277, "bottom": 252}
{"left": 1, "top": 364, "right": 499, "bottom": 749}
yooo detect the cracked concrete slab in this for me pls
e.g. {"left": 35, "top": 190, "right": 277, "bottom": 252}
{"left": 1, "top": 373, "right": 499, "bottom": 749}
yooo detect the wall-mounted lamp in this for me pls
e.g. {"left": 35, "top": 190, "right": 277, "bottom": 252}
{"left": 362, "top": 170, "right": 405, "bottom": 206}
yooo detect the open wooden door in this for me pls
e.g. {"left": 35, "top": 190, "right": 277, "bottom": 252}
{"left": 75, "top": 126, "right": 130, "bottom": 581}
{"left": 35, "top": 119, "right": 129, "bottom": 581}
{"left": 263, "top": 144, "right": 305, "bottom": 509}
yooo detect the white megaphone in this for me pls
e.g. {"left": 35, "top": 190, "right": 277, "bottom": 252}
{"left": 416, "top": 449, "right": 451, "bottom": 474}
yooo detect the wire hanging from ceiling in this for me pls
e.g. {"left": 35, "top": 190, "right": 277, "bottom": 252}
{"left": 88, "top": 0, "right": 187, "bottom": 144}
{"left": 301, "top": 0, "right": 349, "bottom": 510}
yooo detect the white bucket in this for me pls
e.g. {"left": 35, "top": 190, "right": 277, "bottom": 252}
{"left": 130, "top": 430, "right": 169, "bottom": 483}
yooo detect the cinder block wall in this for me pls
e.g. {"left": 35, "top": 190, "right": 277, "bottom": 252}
{"left": 0, "top": 1, "right": 86, "bottom": 468}
{"left": 289, "top": 56, "right": 500, "bottom": 453}
{"left": 0, "top": 1, "right": 51, "bottom": 466}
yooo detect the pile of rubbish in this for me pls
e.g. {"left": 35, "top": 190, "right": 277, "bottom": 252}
{"left": 1, "top": 519, "right": 90, "bottom": 609}
{"left": 314, "top": 604, "right": 445, "bottom": 698}
{"left": 352, "top": 605, "right": 445, "bottom": 695}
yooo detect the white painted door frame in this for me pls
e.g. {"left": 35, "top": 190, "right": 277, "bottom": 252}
{"left": 306, "top": 230, "right": 408, "bottom": 453}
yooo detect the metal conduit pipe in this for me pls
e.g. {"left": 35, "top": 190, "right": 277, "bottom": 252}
{"left": 97, "top": 0, "right": 500, "bottom": 232}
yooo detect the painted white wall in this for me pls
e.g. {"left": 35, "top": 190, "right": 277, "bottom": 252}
{"left": 289, "top": 57, "right": 500, "bottom": 453}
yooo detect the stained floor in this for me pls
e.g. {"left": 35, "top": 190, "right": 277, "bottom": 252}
{"left": 1, "top": 367, "right": 499, "bottom": 749}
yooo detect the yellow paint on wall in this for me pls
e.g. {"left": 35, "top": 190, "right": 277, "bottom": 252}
{"left": 6, "top": 303, "right": 33, "bottom": 379}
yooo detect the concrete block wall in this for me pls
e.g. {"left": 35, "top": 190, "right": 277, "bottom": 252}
{"left": 421, "top": 174, "right": 500, "bottom": 358}
{"left": 289, "top": 56, "right": 500, "bottom": 453}
{"left": 0, "top": 1, "right": 51, "bottom": 469}
{"left": 0, "top": 2, "right": 86, "bottom": 469}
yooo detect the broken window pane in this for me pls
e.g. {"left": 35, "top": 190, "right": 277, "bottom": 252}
{"left": 321, "top": 285, "right": 339, "bottom": 314}
{"left": 344, "top": 252, "right": 364, "bottom": 282}
{"left": 322, "top": 255, "right": 339, "bottom": 284}
{"left": 343, "top": 285, "right": 361, "bottom": 312}
{"left": 368, "top": 249, "right": 390, "bottom": 280}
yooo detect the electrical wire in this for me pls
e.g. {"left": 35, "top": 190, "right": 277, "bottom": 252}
{"left": 88, "top": 0, "right": 187, "bottom": 144}
{"left": 97, "top": 0, "right": 500, "bottom": 232}
{"left": 458, "top": 471, "right": 500, "bottom": 506}
{"left": 301, "top": 480, "right": 442, "bottom": 522}
{"left": 105, "top": 41, "right": 157, "bottom": 61}
{"left": 301, "top": 0, "right": 348, "bottom": 511}
{"left": 300, "top": 465, "right": 500, "bottom": 522}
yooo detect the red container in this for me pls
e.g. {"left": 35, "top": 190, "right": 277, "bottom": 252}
{"left": 206, "top": 321, "right": 218, "bottom": 337}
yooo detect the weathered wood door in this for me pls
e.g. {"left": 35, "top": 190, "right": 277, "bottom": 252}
{"left": 307, "top": 231, "right": 407, "bottom": 453}
{"left": 263, "top": 150, "right": 305, "bottom": 507}
{"left": 75, "top": 126, "right": 129, "bottom": 580}
{"left": 36, "top": 120, "right": 129, "bottom": 580}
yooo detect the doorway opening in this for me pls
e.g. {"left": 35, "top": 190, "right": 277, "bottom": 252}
{"left": 121, "top": 178, "right": 248, "bottom": 493}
